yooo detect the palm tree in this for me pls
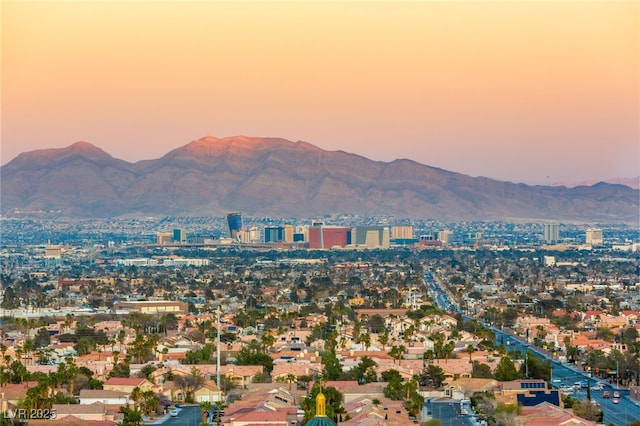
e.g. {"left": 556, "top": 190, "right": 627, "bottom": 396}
{"left": 141, "top": 390, "right": 159, "bottom": 418}
{"left": 378, "top": 331, "right": 389, "bottom": 350}
{"left": 353, "top": 322, "right": 361, "bottom": 344}
{"left": 389, "top": 345, "right": 406, "bottom": 366}
{"left": 130, "top": 386, "right": 143, "bottom": 412}
{"left": 285, "top": 373, "right": 297, "bottom": 392}
{"left": 466, "top": 344, "right": 475, "bottom": 363}
{"left": 0, "top": 344, "right": 7, "bottom": 365}
{"left": 65, "top": 359, "right": 79, "bottom": 397}
{"left": 0, "top": 366, "right": 8, "bottom": 388}
{"left": 443, "top": 341, "right": 455, "bottom": 364}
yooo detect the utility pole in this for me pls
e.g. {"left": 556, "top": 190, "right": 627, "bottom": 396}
{"left": 217, "top": 307, "right": 221, "bottom": 398}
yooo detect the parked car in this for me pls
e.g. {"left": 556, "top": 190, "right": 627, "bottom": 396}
{"left": 612, "top": 397, "right": 620, "bottom": 404}
{"left": 603, "top": 391, "right": 611, "bottom": 398}
{"left": 613, "top": 391, "right": 621, "bottom": 398}
{"left": 170, "top": 410, "right": 179, "bottom": 417}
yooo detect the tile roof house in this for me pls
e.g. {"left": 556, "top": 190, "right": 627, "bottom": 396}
{"left": 103, "top": 377, "right": 154, "bottom": 393}
{"left": 79, "top": 389, "right": 130, "bottom": 405}
{"left": 516, "top": 401, "right": 597, "bottom": 426}
{"left": 51, "top": 402, "right": 116, "bottom": 423}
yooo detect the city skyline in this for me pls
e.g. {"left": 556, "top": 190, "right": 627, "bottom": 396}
{"left": 2, "top": 1, "right": 638, "bottom": 184}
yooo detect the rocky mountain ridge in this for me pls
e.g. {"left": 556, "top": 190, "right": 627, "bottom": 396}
{"left": 2, "top": 136, "right": 637, "bottom": 223}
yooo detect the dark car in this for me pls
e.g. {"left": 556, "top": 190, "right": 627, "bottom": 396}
{"left": 603, "top": 391, "right": 611, "bottom": 398}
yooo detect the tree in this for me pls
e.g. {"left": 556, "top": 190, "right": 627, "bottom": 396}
{"left": 495, "top": 356, "right": 520, "bottom": 381}
{"left": 359, "top": 333, "right": 371, "bottom": 351}
{"left": 130, "top": 386, "right": 142, "bottom": 412}
{"left": 236, "top": 341, "right": 274, "bottom": 373}
{"left": 572, "top": 400, "right": 603, "bottom": 422}
{"left": 33, "top": 327, "right": 51, "bottom": 349}
{"left": 420, "top": 365, "right": 446, "bottom": 389}
{"left": 322, "top": 351, "right": 343, "bottom": 381}
{"left": 173, "top": 368, "right": 205, "bottom": 403}
{"left": 301, "top": 382, "right": 345, "bottom": 424}
{"left": 389, "top": 345, "right": 407, "bottom": 365}
{"left": 139, "top": 364, "right": 157, "bottom": 383}
{"left": 471, "top": 362, "right": 493, "bottom": 379}
{"left": 140, "top": 390, "right": 159, "bottom": 418}
{"left": 382, "top": 370, "right": 404, "bottom": 400}
{"left": 64, "top": 359, "right": 79, "bottom": 397}
{"left": 466, "top": 344, "right": 475, "bottom": 363}
{"left": 494, "top": 409, "right": 518, "bottom": 426}
{"left": 118, "top": 406, "right": 143, "bottom": 426}
{"left": 278, "top": 373, "right": 297, "bottom": 392}
{"left": 470, "top": 391, "right": 496, "bottom": 421}
{"left": 378, "top": 331, "right": 389, "bottom": 350}
{"left": 350, "top": 356, "right": 377, "bottom": 384}
{"left": 367, "top": 314, "right": 386, "bottom": 333}
{"left": 520, "top": 351, "right": 551, "bottom": 381}
{"left": 403, "top": 376, "right": 424, "bottom": 417}
{"left": 109, "top": 362, "right": 130, "bottom": 378}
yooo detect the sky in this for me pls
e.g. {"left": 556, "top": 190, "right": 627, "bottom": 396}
{"left": 2, "top": 0, "right": 638, "bottom": 185}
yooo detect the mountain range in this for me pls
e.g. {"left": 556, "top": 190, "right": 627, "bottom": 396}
{"left": 1, "top": 136, "right": 638, "bottom": 223}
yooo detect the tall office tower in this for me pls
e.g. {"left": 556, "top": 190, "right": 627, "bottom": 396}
{"left": 437, "top": 230, "right": 453, "bottom": 245}
{"left": 264, "top": 226, "right": 285, "bottom": 243}
{"left": 352, "top": 226, "right": 390, "bottom": 248}
{"left": 283, "top": 225, "right": 294, "bottom": 243}
{"left": 543, "top": 222, "right": 560, "bottom": 244}
{"left": 391, "top": 226, "right": 413, "bottom": 239}
{"left": 585, "top": 228, "right": 604, "bottom": 245}
{"left": 173, "top": 228, "right": 187, "bottom": 243}
{"left": 227, "top": 212, "right": 244, "bottom": 240}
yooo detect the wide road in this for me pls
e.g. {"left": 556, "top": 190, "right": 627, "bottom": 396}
{"left": 151, "top": 405, "right": 202, "bottom": 425}
{"left": 424, "top": 272, "right": 640, "bottom": 426}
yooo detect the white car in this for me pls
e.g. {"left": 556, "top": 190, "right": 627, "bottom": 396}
{"left": 170, "top": 410, "right": 179, "bottom": 417}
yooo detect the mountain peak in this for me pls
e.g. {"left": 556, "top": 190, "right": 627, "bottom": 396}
{"left": 67, "top": 140, "right": 103, "bottom": 152}
{"left": 177, "top": 136, "right": 301, "bottom": 158}
{"left": 5, "top": 141, "right": 114, "bottom": 168}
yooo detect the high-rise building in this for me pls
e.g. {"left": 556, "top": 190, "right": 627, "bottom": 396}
{"left": 391, "top": 226, "right": 413, "bottom": 239}
{"left": 543, "top": 222, "right": 560, "bottom": 244}
{"left": 437, "top": 230, "right": 453, "bottom": 245}
{"left": 585, "top": 228, "right": 603, "bottom": 245}
{"left": 226, "top": 212, "right": 244, "bottom": 240}
{"left": 173, "top": 228, "right": 187, "bottom": 243}
{"left": 295, "top": 225, "right": 309, "bottom": 242}
{"left": 264, "top": 226, "right": 285, "bottom": 243}
{"left": 283, "top": 225, "right": 294, "bottom": 243}
{"left": 247, "top": 226, "right": 261, "bottom": 243}
{"left": 309, "top": 223, "right": 352, "bottom": 249}
{"left": 157, "top": 232, "right": 172, "bottom": 245}
{"left": 352, "top": 226, "right": 390, "bottom": 248}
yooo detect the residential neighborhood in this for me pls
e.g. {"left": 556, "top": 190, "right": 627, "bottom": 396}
{"left": 0, "top": 216, "right": 638, "bottom": 425}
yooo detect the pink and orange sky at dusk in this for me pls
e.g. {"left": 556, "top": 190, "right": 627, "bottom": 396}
{"left": 2, "top": 1, "right": 638, "bottom": 185}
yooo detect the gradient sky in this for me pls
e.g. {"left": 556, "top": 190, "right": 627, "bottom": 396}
{"left": 2, "top": 0, "right": 638, "bottom": 184}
